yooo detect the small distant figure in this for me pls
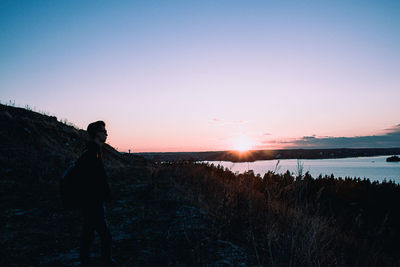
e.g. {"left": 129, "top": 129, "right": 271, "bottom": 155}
{"left": 79, "top": 121, "right": 118, "bottom": 267}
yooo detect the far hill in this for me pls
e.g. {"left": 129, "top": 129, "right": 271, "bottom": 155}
{"left": 137, "top": 147, "right": 400, "bottom": 162}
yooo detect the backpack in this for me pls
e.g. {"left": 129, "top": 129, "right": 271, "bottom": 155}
{"left": 60, "top": 159, "right": 84, "bottom": 209}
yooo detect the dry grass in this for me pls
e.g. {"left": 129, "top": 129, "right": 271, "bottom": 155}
{"left": 154, "top": 161, "right": 400, "bottom": 266}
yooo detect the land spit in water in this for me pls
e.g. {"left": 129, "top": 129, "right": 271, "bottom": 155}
{"left": 387, "top": 155, "right": 400, "bottom": 162}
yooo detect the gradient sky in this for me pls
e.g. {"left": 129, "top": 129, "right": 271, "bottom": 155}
{"left": 1, "top": 0, "right": 399, "bottom": 152}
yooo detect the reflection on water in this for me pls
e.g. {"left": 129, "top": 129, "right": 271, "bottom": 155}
{"left": 206, "top": 155, "right": 400, "bottom": 184}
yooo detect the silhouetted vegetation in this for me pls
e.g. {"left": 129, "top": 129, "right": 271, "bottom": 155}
{"left": 2, "top": 103, "right": 400, "bottom": 266}
{"left": 154, "top": 161, "right": 400, "bottom": 266}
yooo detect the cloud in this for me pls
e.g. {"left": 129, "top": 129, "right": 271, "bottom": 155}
{"left": 260, "top": 124, "right": 400, "bottom": 149}
{"left": 302, "top": 135, "right": 317, "bottom": 140}
{"left": 385, "top": 124, "right": 400, "bottom": 133}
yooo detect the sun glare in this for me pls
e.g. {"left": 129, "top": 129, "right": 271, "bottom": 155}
{"left": 232, "top": 134, "right": 254, "bottom": 152}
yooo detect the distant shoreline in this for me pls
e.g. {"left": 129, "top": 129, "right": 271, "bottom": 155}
{"left": 132, "top": 147, "right": 400, "bottom": 162}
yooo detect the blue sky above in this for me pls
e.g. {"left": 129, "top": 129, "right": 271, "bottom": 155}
{"left": 1, "top": 0, "right": 399, "bottom": 151}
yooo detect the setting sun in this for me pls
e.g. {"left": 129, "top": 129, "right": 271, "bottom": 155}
{"left": 231, "top": 134, "right": 254, "bottom": 152}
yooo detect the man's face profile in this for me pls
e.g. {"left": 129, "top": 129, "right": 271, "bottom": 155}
{"left": 96, "top": 126, "right": 107, "bottom": 143}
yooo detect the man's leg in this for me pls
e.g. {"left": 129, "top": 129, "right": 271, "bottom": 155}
{"left": 80, "top": 210, "right": 95, "bottom": 266}
{"left": 91, "top": 205, "right": 114, "bottom": 266}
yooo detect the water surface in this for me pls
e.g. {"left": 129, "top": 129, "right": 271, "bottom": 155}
{"left": 206, "top": 155, "right": 400, "bottom": 184}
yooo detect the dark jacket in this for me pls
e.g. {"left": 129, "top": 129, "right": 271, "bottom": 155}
{"left": 77, "top": 141, "right": 112, "bottom": 207}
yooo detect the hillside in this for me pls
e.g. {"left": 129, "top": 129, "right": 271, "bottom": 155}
{"left": 0, "top": 104, "right": 252, "bottom": 266}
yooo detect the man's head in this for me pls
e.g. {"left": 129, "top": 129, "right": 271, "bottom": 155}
{"left": 87, "top": 120, "right": 107, "bottom": 144}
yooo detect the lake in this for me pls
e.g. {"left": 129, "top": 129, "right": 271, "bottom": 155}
{"left": 206, "top": 155, "right": 400, "bottom": 184}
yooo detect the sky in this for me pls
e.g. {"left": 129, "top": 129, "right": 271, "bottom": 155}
{"left": 1, "top": 0, "right": 399, "bottom": 152}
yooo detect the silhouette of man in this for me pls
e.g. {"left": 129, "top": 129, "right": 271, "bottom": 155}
{"left": 79, "top": 121, "right": 117, "bottom": 267}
